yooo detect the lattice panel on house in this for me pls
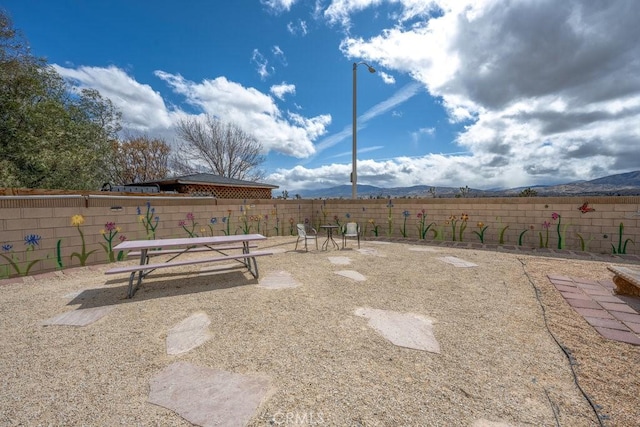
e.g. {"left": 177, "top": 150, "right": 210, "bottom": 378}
{"left": 181, "top": 184, "right": 272, "bottom": 199}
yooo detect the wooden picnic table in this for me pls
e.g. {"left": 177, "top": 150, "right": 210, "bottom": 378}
{"left": 105, "top": 234, "right": 271, "bottom": 298}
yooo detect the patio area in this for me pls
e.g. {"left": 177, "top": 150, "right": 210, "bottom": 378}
{"left": 0, "top": 236, "right": 638, "bottom": 426}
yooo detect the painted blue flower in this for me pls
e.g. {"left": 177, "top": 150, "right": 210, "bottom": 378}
{"left": 403, "top": 210, "right": 410, "bottom": 218}
{"left": 146, "top": 201, "right": 151, "bottom": 209}
{"left": 210, "top": 217, "right": 218, "bottom": 224}
{"left": 136, "top": 206, "right": 141, "bottom": 215}
{"left": 345, "top": 213, "right": 351, "bottom": 218}
{"left": 2, "top": 244, "right": 12, "bottom": 252}
{"left": 222, "top": 217, "right": 227, "bottom": 223}
{"left": 24, "top": 234, "right": 41, "bottom": 247}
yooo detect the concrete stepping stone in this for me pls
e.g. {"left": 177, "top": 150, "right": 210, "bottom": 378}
{"left": 148, "top": 361, "right": 271, "bottom": 427}
{"left": 166, "top": 312, "right": 212, "bottom": 355}
{"left": 356, "top": 248, "right": 386, "bottom": 257}
{"left": 62, "top": 290, "right": 84, "bottom": 298}
{"left": 438, "top": 256, "right": 478, "bottom": 267}
{"left": 42, "top": 306, "right": 114, "bottom": 327}
{"left": 335, "top": 270, "right": 366, "bottom": 282}
{"left": 328, "top": 256, "right": 351, "bottom": 265}
{"left": 258, "top": 271, "right": 301, "bottom": 289}
{"left": 355, "top": 307, "right": 440, "bottom": 353}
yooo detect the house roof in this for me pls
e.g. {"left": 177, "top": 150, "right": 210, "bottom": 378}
{"left": 129, "top": 173, "right": 279, "bottom": 189}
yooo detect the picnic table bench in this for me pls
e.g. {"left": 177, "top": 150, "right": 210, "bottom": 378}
{"left": 607, "top": 265, "right": 640, "bottom": 297}
{"left": 105, "top": 234, "right": 271, "bottom": 298}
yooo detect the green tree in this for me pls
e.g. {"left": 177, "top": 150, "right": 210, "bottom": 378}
{"left": 518, "top": 187, "right": 538, "bottom": 197}
{"left": 0, "top": 11, "right": 121, "bottom": 190}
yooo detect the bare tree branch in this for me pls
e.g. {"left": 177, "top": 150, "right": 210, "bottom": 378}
{"left": 107, "top": 135, "right": 171, "bottom": 184}
{"left": 172, "top": 115, "right": 266, "bottom": 181}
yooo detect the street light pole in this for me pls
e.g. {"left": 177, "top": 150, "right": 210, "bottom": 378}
{"left": 352, "top": 61, "right": 375, "bottom": 200}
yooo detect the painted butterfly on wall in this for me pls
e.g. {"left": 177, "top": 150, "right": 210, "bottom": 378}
{"left": 578, "top": 202, "right": 595, "bottom": 214}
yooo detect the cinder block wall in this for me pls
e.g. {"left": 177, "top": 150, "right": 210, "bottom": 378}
{"left": 1, "top": 194, "right": 638, "bottom": 278}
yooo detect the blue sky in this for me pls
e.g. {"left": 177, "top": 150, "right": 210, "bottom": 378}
{"left": 4, "top": 0, "right": 640, "bottom": 193}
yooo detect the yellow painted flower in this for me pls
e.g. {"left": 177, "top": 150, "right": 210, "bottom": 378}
{"left": 461, "top": 213, "right": 469, "bottom": 221}
{"left": 477, "top": 222, "right": 484, "bottom": 228}
{"left": 71, "top": 214, "right": 85, "bottom": 226}
{"left": 115, "top": 226, "right": 122, "bottom": 233}
{"left": 100, "top": 229, "right": 106, "bottom": 235}
{"left": 138, "top": 215, "right": 145, "bottom": 222}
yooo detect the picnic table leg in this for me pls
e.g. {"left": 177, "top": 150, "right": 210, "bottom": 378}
{"left": 247, "top": 256, "right": 259, "bottom": 278}
{"left": 127, "top": 272, "right": 136, "bottom": 298}
{"left": 241, "top": 241, "right": 250, "bottom": 269}
{"left": 127, "top": 249, "right": 149, "bottom": 298}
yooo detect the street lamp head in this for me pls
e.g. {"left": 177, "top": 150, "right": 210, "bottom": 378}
{"left": 355, "top": 61, "right": 376, "bottom": 74}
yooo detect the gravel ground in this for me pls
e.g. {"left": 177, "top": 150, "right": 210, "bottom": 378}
{"left": 0, "top": 236, "right": 638, "bottom": 426}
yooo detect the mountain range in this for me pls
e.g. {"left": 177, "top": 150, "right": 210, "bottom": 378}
{"left": 292, "top": 170, "right": 640, "bottom": 199}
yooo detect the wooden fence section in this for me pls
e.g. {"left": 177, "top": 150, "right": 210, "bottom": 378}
{"left": 1, "top": 193, "right": 638, "bottom": 278}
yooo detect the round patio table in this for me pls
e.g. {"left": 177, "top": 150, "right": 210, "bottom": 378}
{"left": 320, "top": 225, "right": 340, "bottom": 250}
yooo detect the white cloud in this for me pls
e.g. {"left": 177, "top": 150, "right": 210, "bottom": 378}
{"left": 155, "top": 72, "right": 328, "bottom": 157}
{"left": 52, "top": 65, "right": 175, "bottom": 134}
{"left": 359, "top": 82, "right": 422, "bottom": 122}
{"left": 287, "top": 19, "right": 308, "bottom": 36}
{"left": 320, "top": 0, "right": 640, "bottom": 189}
{"left": 324, "top": 0, "right": 437, "bottom": 28}
{"left": 378, "top": 71, "right": 395, "bottom": 84}
{"left": 261, "top": 0, "right": 298, "bottom": 13}
{"left": 53, "top": 0, "right": 640, "bottom": 192}
{"left": 410, "top": 127, "right": 435, "bottom": 143}
{"left": 54, "top": 65, "right": 331, "bottom": 159}
{"left": 251, "top": 49, "right": 272, "bottom": 80}
{"left": 272, "top": 45, "right": 288, "bottom": 66}
{"left": 270, "top": 82, "right": 296, "bottom": 100}
{"left": 311, "top": 82, "right": 421, "bottom": 156}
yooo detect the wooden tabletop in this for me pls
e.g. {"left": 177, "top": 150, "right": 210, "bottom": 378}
{"left": 113, "top": 234, "right": 266, "bottom": 251}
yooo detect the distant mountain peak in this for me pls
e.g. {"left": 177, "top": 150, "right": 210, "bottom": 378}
{"left": 289, "top": 170, "right": 640, "bottom": 198}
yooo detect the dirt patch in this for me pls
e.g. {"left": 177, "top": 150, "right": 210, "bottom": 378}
{"left": 0, "top": 237, "right": 638, "bottom": 425}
